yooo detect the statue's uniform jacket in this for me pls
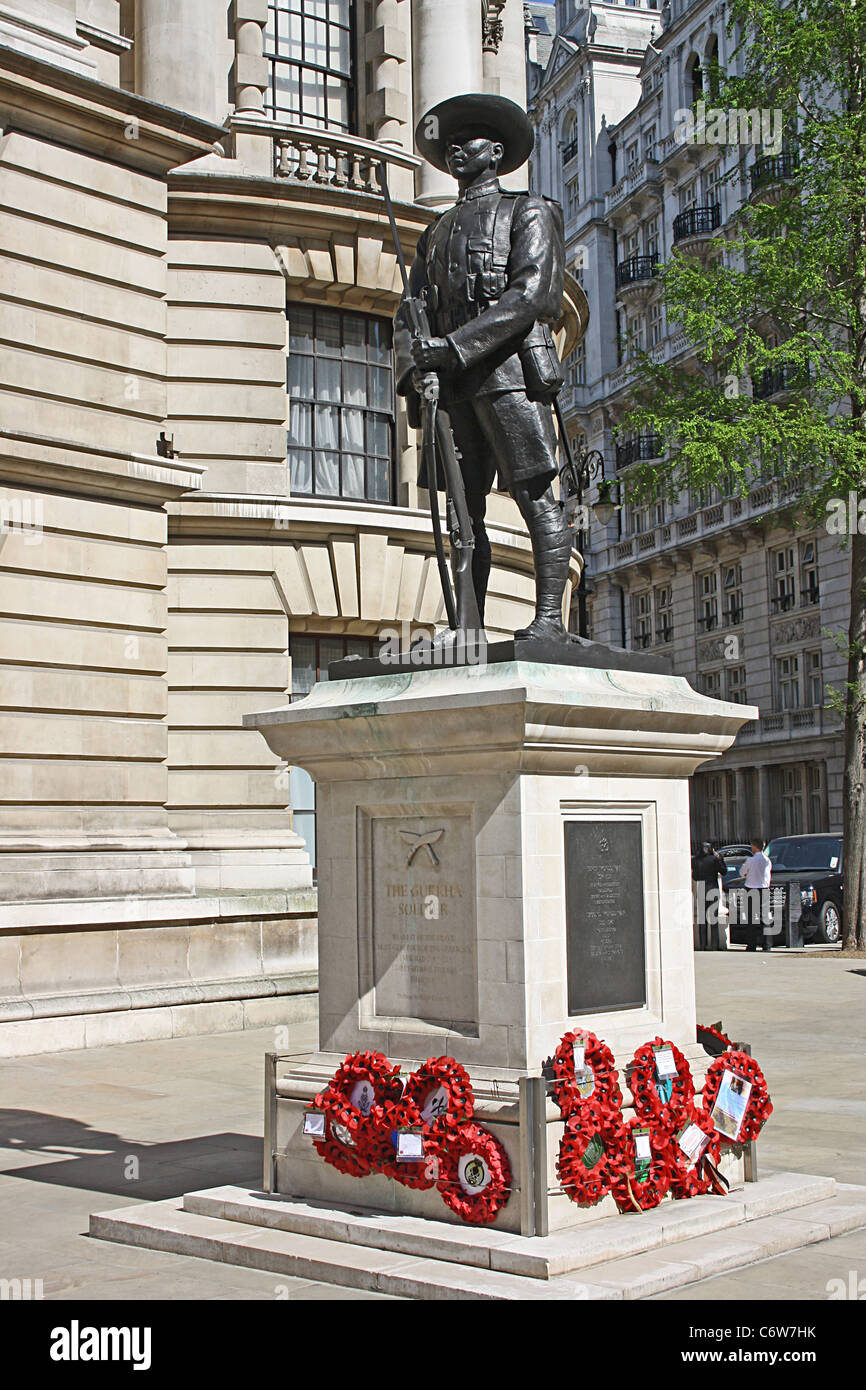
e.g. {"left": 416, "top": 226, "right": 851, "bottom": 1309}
{"left": 395, "top": 177, "right": 564, "bottom": 493}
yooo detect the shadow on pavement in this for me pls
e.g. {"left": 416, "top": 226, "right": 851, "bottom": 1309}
{"left": 0, "top": 1109, "right": 260, "bottom": 1201}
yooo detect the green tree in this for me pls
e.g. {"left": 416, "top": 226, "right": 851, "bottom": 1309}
{"left": 622, "top": 0, "right": 866, "bottom": 949}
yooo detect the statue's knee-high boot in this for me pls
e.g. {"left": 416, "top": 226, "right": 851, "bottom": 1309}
{"left": 515, "top": 494, "right": 571, "bottom": 641}
{"left": 471, "top": 518, "right": 491, "bottom": 627}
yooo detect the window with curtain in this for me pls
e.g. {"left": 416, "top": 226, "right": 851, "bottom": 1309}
{"left": 264, "top": 0, "right": 356, "bottom": 132}
{"left": 287, "top": 304, "right": 395, "bottom": 503}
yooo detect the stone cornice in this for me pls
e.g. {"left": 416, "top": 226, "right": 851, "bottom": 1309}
{"left": 246, "top": 662, "right": 755, "bottom": 781}
{"left": 0, "top": 43, "right": 226, "bottom": 174}
{"left": 166, "top": 493, "right": 546, "bottom": 571}
{"left": 0, "top": 431, "right": 205, "bottom": 505}
{"left": 166, "top": 163, "right": 434, "bottom": 246}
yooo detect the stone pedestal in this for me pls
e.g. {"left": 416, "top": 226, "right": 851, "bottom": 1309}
{"left": 246, "top": 659, "right": 755, "bottom": 1232}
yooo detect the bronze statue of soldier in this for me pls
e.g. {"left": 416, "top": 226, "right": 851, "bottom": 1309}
{"left": 394, "top": 93, "right": 573, "bottom": 643}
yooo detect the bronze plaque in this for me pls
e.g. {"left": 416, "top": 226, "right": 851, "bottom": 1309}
{"left": 565, "top": 820, "right": 646, "bottom": 1013}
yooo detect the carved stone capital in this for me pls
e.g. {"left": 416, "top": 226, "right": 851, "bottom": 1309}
{"left": 483, "top": 0, "right": 506, "bottom": 53}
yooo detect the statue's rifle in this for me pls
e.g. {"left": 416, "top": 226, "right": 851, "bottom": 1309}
{"left": 377, "top": 163, "right": 481, "bottom": 636}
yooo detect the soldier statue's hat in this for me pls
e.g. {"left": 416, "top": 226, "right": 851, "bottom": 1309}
{"left": 415, "top": 93, "right": 534, "bottom": 176}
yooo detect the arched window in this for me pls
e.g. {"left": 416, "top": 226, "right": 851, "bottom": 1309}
{"left": 562, "top": 113, "right": 579, "bottom": 166}
{"left": 685, "top": 53, "right": 702, "bottom": 107}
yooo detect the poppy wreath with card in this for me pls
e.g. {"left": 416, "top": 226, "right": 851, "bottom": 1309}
{"left": 610, "top": 1115, "right": 672, "bottom": 1213}
{"left": 365, "top": 1094, "right": 437, "bottom": 1191}
{"left": 550, "top": 1029, "right": 623, "bottom": 1124}
{"left": 701, "top": 1050, "right": 773, "bottom": 1144}
{"left": 627, "top": 1038, "right": 695, "bottom": 1134}
{"left": 557, "top": 1112, "right": 625, "bottom": 1208}
{"left": 313, "top": 1049, "right": 404, "bottom": 1162}
{"left": 434, "top": 1122, "right": 512, "bottom": 1225}
{"left": 312, "top": 1115, "right": 375, "bottom": 1179}
{"left": 402, "top": 1056, "right": 475, "bottom": 1130}
{"left": 664, "top": 1106, "right": 727, "bottom": 1199}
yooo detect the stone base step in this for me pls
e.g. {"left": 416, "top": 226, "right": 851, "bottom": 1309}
{"left": 90, "top": 1173, "right": 866, "bottom": 1300}
{"left": 182, "top": 1172, "right": 834, "bottom": 1279}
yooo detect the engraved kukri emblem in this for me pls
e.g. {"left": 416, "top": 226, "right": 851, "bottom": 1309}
{"left": 399, "top": 827, "right": 445, "bottom": 867}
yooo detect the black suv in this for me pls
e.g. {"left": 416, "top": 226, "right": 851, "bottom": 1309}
{"left": 723, "top": 835, "right": 843, "bottom": 945}
{"left": 766, "top": 835, "right": 843, "bottom": 944}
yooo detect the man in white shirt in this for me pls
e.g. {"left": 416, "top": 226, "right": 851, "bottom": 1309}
{"left": 739, "top": 837, "right": 773, "bottom": 952}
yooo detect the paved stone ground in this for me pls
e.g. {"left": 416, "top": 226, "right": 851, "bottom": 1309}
{"left": 655, "top": 948, "right": 866, "bottom": 1301}
{"left": 0, "top": 951, "right": 863, "bottom": 1301}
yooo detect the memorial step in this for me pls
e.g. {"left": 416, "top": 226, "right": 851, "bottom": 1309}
{"left": 90, "top": 1173, "right": 866, "bottom": 1299}
{"left": 179, "top": 1172, "right": 837, "bottom": 1278}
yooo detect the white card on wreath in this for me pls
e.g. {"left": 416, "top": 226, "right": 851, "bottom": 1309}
{"left": 654, "top": 1047, "right": 678, "bottom": 1079}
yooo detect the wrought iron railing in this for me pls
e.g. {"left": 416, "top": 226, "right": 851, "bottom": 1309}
{"left": 615, "top": 434, "right": 662, "bottom": 468}
{"left": 672, "top": 203, "right": 721, "bottom": 242}
{"left": 615, "top": 254, "right": 659, "bottom": 289}
{"left": 752, "top": 362, "right": 802, "bottom": 399}
{"left": 750, "top": 150, "right": 798, "bottom": 194}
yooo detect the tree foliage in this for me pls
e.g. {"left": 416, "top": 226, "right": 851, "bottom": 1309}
{"left": 621, "top": 0, "right": 866, "bottom": 947}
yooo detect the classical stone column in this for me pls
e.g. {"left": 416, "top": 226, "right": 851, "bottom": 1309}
{"left": 757, "top": 764, "right": 772, "bottom": 838}
{"left": 482, "top": 0, "right": 528, "bottom": 191}
{"left": 135, "top": 0, "right": 226, "bottom": 125}
{"left": 411, "top": 0, "right": 483, "bottom": 206}
{"left": 734, "top": 767, "right": 749, "bottom": 842}
{"left": 482, "top": 0, "right": 525, "bottom": 105}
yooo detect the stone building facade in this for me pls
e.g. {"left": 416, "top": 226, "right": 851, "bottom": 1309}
{"left": 527, "top": 0, "right": 848, "bottom": 848}
{"left": 0, "top": 0, "right": 581, "bottom": 1054}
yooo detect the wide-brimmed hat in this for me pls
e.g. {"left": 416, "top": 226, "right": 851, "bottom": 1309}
{"left": 415, "top": 93, "right": 534, "bottom": 176}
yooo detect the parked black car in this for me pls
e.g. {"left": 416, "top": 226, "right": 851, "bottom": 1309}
{"left": 767, "top": 834, "right": 843, "bottom": 943}
{"left": 723, "top": 835, "right": 843, "bottom": 945}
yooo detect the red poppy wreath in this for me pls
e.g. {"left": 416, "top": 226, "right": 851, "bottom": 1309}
{"left": 701, "top": 1050, "right": 773, "bottom": 1145}
{"left": 627, "top": 1037, "right": 695, "bottom": 1133}
{"left": 434, "top": 1122, "right": 511, "bottom": 1225}
{"left": 550, "top": 1029, "right": 623, "bottom": 1124}
{"left": 557, "top": 1112, "right": 624, "bottom": 1208}
{"left": 313, "top": 1049, "right": 404, "bottom": 1167}
{"left": 611, "top": 1115, "right": 672, "bottom": 1213}
{"left": 402, "top": 1056, "right": 475, "bottom": 1130}
{"left": 664, "top": 1105, "right": 727, "bottom": 1199}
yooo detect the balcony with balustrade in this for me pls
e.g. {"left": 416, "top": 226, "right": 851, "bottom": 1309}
{"left": 262, "top": 122, "right": 420, "bottom": 199}
{"left": 752, "top": 361, "right": 804, "bottom": 402}
{"left": 750, "top": 150, "right": 799, "bottom": 197}
{"left": 672, "top": 203, "right": 721, "bottom": 247}
{"left": 563, "top": 136, "right": 579, "bottom": 165}
{"left": 615, "top": 254, "right": 660, "bottom": 306}
{"left": 605, "top": 159, "right": 661, "bottom": 217}
{"left": 615, "top": 434, "right": 663, "bottom": 469}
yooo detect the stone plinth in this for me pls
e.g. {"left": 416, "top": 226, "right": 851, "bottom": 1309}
{"left": 246, "top": 659, "right": 754, "bottom": 1231}
{"left": 246, "top": 660, "right": 755, "bottom": 1071}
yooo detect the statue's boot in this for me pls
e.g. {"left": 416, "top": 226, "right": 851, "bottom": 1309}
{"left": 514, "top": 495, "right": 572, "bottom": 643}
{"left": 471, "top": 516, "right": 492, "bottom": 628}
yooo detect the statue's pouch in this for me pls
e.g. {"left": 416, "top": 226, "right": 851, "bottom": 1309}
{"left": 519, "top": 322, "right": 565, "bottom": 401}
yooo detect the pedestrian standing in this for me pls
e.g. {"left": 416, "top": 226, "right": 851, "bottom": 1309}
{"left": 691, "top": 841, "right": 727, "bottom": 950}
{"left": 739, "top": 836, "right": 773, "bottom": 952}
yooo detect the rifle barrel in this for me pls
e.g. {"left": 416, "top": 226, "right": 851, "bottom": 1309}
{"left": 377, "top": 162, "right": 411, "bottom": 297}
